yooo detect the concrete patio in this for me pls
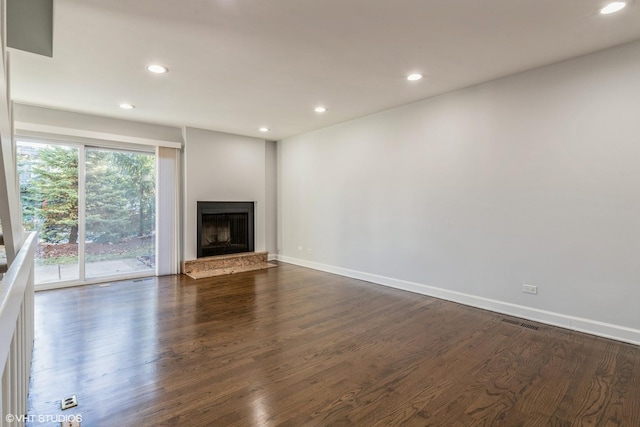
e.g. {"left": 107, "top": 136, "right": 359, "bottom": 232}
{"left": 35, "top": 257, "right": 153, "bottom": 284}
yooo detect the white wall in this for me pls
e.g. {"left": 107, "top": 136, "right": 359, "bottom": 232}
{"left": 183, "top": 127, "right": 272, "bottom": 261}
{"left": 278, "top": 40, "right": 640, "bottom": 344}
{"left": 14, "top": 104, "right": 183, "bottom": 143}
{"left": 265, "top": 140, "right": 278, "bottom": 257}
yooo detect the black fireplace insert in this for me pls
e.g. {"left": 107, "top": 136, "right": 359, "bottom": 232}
{"left": 197, "top": 201, "right": 254, "bottom": 258}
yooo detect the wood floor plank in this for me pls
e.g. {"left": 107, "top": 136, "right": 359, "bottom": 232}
{"left": 26, "top": 263, "right": 640, "bottom": 426}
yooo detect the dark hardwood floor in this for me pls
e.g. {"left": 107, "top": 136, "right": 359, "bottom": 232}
{"left": 27, "top": 262, "right": 640, "bottom": 426}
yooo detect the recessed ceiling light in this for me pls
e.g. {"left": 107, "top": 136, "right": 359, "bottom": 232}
{"left": 259, "top": 127, "right": 270, "bottom": 132}
{"left": 147, "top": 64, "right": 168, "bottom": 74}
{"left": 314, "top": 106, "right": 327, "bottom": 113}
{"left": 407, "top": 73, "right": 423, "bottom": 81}
{"left": 119, "top": 103, "right": 135, "bottom": 109}
{"left": 600, "top": 1, "right": 626, "bottom": 14}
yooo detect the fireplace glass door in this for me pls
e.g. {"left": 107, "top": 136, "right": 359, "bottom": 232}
{"left": 197, "top": 201, "right": 254, "bottom": 258}
{"left": 201, "top": 213, "right": 249, "bottom": 257}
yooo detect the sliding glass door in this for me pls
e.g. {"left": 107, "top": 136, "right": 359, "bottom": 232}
{"left": 18, "top": 142, "right": 80, "bottom": 283}
{"left": 17, "top": 140, "right": 156, "bottom": 286}
{"left": 85, "top": 148, "right": 155, "bottom": 279}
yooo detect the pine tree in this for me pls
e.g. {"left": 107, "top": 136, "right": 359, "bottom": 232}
{"left": 111, "top": 152, "right": 155, "bottom": 237}
{"left": 29, "top": 146, "right": 79, "bottom": 243}
{"left": 85, "top": 150, "right": 132, "bottom": 242}
{"left": 17, "top": 145, "right": 156, "bottom": 245}
{"left": 17, "top": 146, "right": 41, "bottom": 231}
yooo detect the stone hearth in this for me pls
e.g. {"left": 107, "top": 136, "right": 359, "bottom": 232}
{"left": 182, "top": 251, "right": 276, "bottom": 279}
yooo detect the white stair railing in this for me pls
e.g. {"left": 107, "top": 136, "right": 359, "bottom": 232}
{"left": 0, "top": 232, "right": 35, "bottom": 427}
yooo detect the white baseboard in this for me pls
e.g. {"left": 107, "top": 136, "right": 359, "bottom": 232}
{"left": 268, "top": 253, "right": 278, "bottom": 262}
{"left": 276, "top": 255, "right": 640, "bottom": 346}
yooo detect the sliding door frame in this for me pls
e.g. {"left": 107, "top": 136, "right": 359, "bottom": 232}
{"left": 78, "top": 144, "right": 86, "bottom": 282}
{"left": 17, "top": 136, "right": 159, "bottom": 290}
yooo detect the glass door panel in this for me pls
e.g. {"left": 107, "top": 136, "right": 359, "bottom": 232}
{"left": 85, "top": 148, "right": 155, "bottom": 279}
{"left": 17, "top": 142, "right": 80, "bottom": 284}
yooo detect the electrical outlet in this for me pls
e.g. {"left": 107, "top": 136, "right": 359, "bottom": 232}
{"left": 522, "top": 284, "right": 537, "bottom": 294}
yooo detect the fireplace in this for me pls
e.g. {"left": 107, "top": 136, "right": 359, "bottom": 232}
{"left": 197, "top": 202, "right": 254, "bottom": 258}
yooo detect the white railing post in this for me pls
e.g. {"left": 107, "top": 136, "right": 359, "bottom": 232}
{"left": 0, "top": 232, "right": 36, "bottom": 427}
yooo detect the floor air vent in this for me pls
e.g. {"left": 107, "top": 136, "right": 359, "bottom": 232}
{"left": 501, "top": 318, "right": 540, "bottom": 330}
{"left": 61, "top": 395, "right": 78, "bottom": 410}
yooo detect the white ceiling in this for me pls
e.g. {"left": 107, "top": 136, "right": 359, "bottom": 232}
{"left": 8, "top": 0, "right": 640, "bottom": 140}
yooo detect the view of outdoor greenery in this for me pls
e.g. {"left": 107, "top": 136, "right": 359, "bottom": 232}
{"left": 17, "top": 142, "right": 156, "bottom": 283}
{"left": 85, "top": 148, "right": 155, "bottom": 244}
{"left": 20, "top": 145, "right": 79, "bottom": 244}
